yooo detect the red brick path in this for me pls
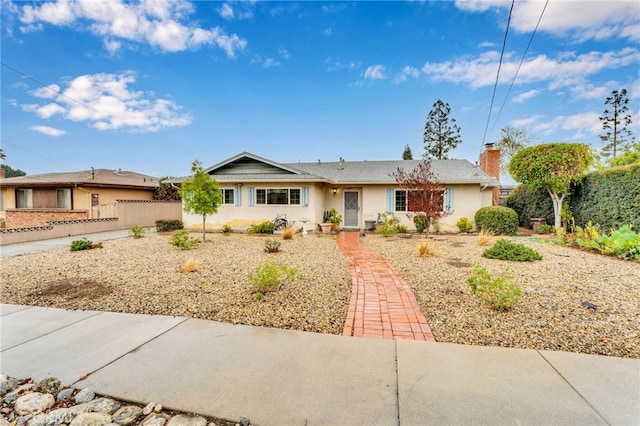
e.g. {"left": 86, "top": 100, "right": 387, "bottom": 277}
{"left": 337, "top": 232, "right": 435, "bottom": 341}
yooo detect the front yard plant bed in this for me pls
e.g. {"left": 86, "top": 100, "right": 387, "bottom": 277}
{"left": 364, "top": 234, "right": 639, "bottom": 358}
{"left": 0, "top": 233, "right": 351, "bottom": 335}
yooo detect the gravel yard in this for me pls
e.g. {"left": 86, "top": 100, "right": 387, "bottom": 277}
{"left": 0, "top": 233, "right": 352, "bottom": 335}
{"left": 364, "top": 233, "right": 640, "bottom": 358}
{"left": 1, "top": 231, "right": 638, "bottom": 358}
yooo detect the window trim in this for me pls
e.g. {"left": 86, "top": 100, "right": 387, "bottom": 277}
{"left": 394, "top": 189, "right": 445, "bottom": 213}
{"left": 221, "top": 188, "right": 235, "bottom": 205}
{"left": 254, "top": 187, "right": 302, "bottom": 206}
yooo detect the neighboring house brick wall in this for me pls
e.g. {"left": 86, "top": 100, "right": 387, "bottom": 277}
{"left": 4, "top": 209, "right": 88, "bottom": 227}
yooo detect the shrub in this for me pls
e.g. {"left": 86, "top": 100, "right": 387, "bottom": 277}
{"left": 456, "top": 217, "right": 473, "bottom": 233}
{"left": 70, "top": 238, "right": 102, "bottom": 252}
{"left": 247, "top": 221, "right": 275, "bottom": 234}
{"left": 180, "top": 258, "right": 200, "bottom": 273}
{"left": 417, "top": 241, "right": 440, "bottom": 257}
{"left": 376, "top": 223, "right": 398, "bottom": 237}
{"left": 156, "top": 219, "right": 183, "bottom": 233}
{"left": 413, "top": 214, "right": 430, "bottom": 234}
{"left": 395, "top": 224, "right": 408, "bottom": 234}
{"left": 281, "top": 228, "right": 295, "bottom": 240}
{"left": 536, "top": 224, "right": 555, "bottom": 234}
{"left": 130, "top": 225, "right": 145, "bottom": 238}
{"left": 504, "top": 184, "right": 555, "bottom": 228}
{"left": 576, "top": 223, "right": 640, "bottom": 261}
{"left": 467, "top": 263, "right": 523, "bottom": 312}
{"left": 475, "top": 206, "right": 518, "bottom": 236}
{"left": 482, "top": 239, "right": 542, "bottom": 261}
{"left": 249, "top": 258, "right": 302, "bottom": 294}
{"left": 264, "top": 239, "right": 281, "bottom": 253}
{"left": 477, "top": 229, "right": 494, "bottom": 247}
{"left": 169, "top": 230, "right": 200, "bottom": 250}
{"left": 221, "top": 224, "right": 232, "bottom": 234}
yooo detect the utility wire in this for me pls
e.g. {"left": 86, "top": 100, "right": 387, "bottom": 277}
{"left": 488, "top": 0, "right": 549, "bottom": 137}
{"left": 1, "top": 62, "right": 90, "bottom": 110}
{"left": 480, "top": 0, "right": 515, "bottom": 155}
{"left": 1, "top": 138, "right": 75, "bottom": 171}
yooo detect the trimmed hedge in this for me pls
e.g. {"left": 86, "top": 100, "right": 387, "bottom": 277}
{"left": 570, "top": 163, "right": 640, "bottom": 230}
{"left": 475, "top": 206, "right": 519, "bottom": 235}
{"left": 156, "top": 219, "right": 184, "bottom": 232}
{"left": 504, "top": 184, "right": 554, "bottom": 228}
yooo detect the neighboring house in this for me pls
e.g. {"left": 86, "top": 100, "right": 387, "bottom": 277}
{"left": 179, "top": 145, "right": 501, "bottom": 233}
{"left": 0, "top": 168, "right": 159, "bottom": 227}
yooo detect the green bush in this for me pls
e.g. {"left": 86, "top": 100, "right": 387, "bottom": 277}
{"left": 576, "top": 223, "right": 640, "bottom": 261}
{"left": 475, "top": 206, "right": 519, "bottom": 235}
{"left": 130, "top": 225, "right": 146, "bottom": 238}
{"left": 376, "top": 223, "right": 398, "bottom": 237}
{"left": 413, "top": 214, "right": 430, "bottom": 234}
{"left": 247, "top": 221, "right": 275, "bottom": 234}
{"left": 156, "top": 219, "right": 184, "bottom": 232}
{"left": 482, "top": 239, "right": 542, "bottom": 261}
{"left": 70, "top": 238, "right": 103, "bottom": 252}
{"left": 467, "top": 263, "right": 523, "bottom": 312}
{"left": 536, "top": 224, "right": 555, "bottom": 234}
{"left": 263, "top": 239, "right": 281, "bottom": 253}
{"left": 249, "top": 258, "right": 302, "bottom": 294}
{"left": 169, "top": 230, "right": 200, "bottom": 250}
{"left": 570, "top": 163, "right": 640, "bottom": 230}
{"left": 456, "top": 217, "right": 473, "bottom": 233}
{"left": 221, "top": 224, "right": 233, "bottom": 234}
{"left": 395, "top": 224, "right": 408, "bottom": 233}
{"left": 504, "top": 184, "right": 555, "bottom": 228}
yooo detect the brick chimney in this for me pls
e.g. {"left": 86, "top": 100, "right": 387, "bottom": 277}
{"left": 479, "top": 143, "right": 500, "bottom": 205}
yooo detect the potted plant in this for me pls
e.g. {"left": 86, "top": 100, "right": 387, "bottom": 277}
{"left": 329, "top": 211, "right": 342, "bottom": 232}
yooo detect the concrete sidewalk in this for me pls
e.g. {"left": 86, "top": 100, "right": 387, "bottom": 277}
{"left": 0, "top": 229, "right": 137, "bottom": 258}
{"left": 1, "top": 304, "right": 638, "bottom": 425}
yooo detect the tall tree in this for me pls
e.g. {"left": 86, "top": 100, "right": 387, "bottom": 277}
{"left": 423, "top": 99, "right": 462, "bottom": 160}
{"left": 392, "top": 160, "right": 446, "bottom": 235}
{"left": 509, "top": 143, "right": 592, "bottom": 229}
{"left": 1, "top": 164, "right": 27, "bottom": 177}
{"left": 402, "top": 144, "right": 413, "bottom": 160}
{"left": 600, "top": 88, "right": 635, "bottom": 159}
{"left": 180, "top": 160, "right": 222, "bottom": 242}
{"left": 494, "top": 126, "right": 536, "bottom": 175}
{"left": 609, "top": 141, "right": 640, "bottom": 167}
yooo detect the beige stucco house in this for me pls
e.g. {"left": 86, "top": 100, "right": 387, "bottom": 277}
{"left": 0, "top": 168, "right": 159, "bottom": 227}
{"left": 181, "top": 146, "right": 501, "bottom": 233}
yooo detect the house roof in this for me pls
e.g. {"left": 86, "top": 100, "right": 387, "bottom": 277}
{"left": 0, "top": 169, "right": 159, "bottom": 190}
{"left": 286, "top": 159, "right": 499, "bottom": 185}
{"left": 189, "top": 152, "right": 500, "bottom": 187}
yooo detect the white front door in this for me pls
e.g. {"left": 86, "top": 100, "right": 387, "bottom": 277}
{"left": 343, "top": 191, "right": 359, "bottom": 228}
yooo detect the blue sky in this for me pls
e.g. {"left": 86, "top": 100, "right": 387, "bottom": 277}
{"left": 1, "top": 0, "right": 639, "bottom": 180}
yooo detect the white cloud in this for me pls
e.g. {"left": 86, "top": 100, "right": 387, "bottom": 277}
{"left": 263, "top": 58, "right": 280, "bottom": 68}
{"left": 321, "top": 4, "right": 348, "bottom": 14}
{"left": 29, "top": 84, "right": 61, "bottom": 99}
{"left": 456, "top": 0, "right": 640, "bottom": 42}
{"left": 512, "top": 89, "right": 538, "bottom": 103}
{"left": 279, "top": 47, "right": 290, "bottom": 59}
{"left": 363, "top": 64, "right": 386, "bottom": 80}
{"left": 15, "top": 0, "right": 247, "bottom": 57}
{"left": 323, "top": 27, "right": 332, "bottom": 36}
{"left": 218, "top": 3, "right": 234, "bottom": 20}
{"left": 325, "top": 57, "right": 361, "bottom": 72}
{"left": 511, "top": 115, "right": 544, "bottom": 128}
{"left": 22, "top": 72, "right": 191, "bottom": 132}
{"left": 532, "top": 111, "right": 602, "bottom": 138}
{"left": 31, "top": 125, "right": 67, "bottom": 137}
{"left": 392, "top": 66, "right": 420, "bottom": 85}
{"left": 421, "top": 48, "right": 640, "bottom": 90}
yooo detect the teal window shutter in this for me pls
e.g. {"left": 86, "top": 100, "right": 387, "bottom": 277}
{"left": 248, "top": 187, "right": 255, "bottom": 206}
{"left": 387, "top": 188, "right": 394, "bottom": 212}
{"left": 301, "top": 186, "right": 309, "bottom": 207}
{"left": 235, "top": 185, "right": 241, "bottom": 206}
{"left": 445, "top": 187, "right": 454, "bottom": 214}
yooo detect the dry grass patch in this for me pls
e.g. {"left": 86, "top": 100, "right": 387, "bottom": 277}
{"left": 179, "top": 258, "right": 200, "bottom": 273}
{"left": 418, "top": 241, "right": 440, "bottom": 257}
{"left": 281, "top": 228, "right": 295, "bottom": 240}
{"left": 477, "top": 229, "right": 495, "bottom": 246}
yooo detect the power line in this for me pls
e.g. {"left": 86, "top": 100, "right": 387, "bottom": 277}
{"left": 480, "top": 0, "right": 515, "bottom": 155}
{"left": 1, "top": 138, "right": 75, "bottom": 171}
{"left": 489, "top": 0, "right": 549, "bottom": 137}
{"left": 1, "top": 62, "right": 90, "bottom": 110}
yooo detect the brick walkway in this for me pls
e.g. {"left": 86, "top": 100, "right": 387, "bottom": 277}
{"left": 337, "top": 232, "right": 435, "bottom": 341}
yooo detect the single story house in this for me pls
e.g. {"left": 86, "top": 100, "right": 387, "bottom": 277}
{"left": 180, "top": 145, "right": 501, "bottom": 233}
{"left": 0, "top": 168, "right": 160, "bottom": 227}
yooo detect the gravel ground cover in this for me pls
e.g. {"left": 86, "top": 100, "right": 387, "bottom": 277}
{"left": 363, "top": 233, "right": 640, "bottom": 358}
{"left": 0, "top": 233, "right": 352, "bottom": 335}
